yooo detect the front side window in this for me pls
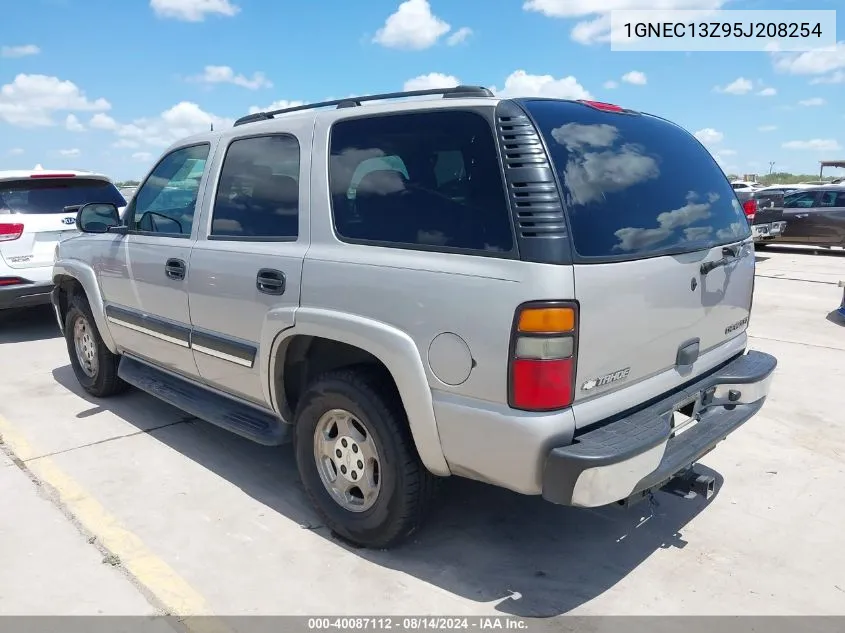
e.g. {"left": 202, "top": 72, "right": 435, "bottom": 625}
{"left": 211, "top": 134, "right": 300, "bottom": 239}
{"left": 329, "top": 110, "right": 514, "bottom": 254}
{"left": 130, "top": 144, "right": 210, "bottom": 236}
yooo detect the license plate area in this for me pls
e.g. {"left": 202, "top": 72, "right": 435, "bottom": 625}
{"left": 753, "top": 224, "right": 770, "bottom": 236}
{"left": 670, "top": 397, "right": 700, "bottom": 438}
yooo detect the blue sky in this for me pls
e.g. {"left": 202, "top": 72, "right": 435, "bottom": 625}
{"left": 1, "top": 0, "right": 843, "bottom": 181}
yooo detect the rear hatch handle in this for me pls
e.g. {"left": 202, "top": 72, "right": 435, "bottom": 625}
{"left": 700, "top": 245, "right": 742, "bottom": 276}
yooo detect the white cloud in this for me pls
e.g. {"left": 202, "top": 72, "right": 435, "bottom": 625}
{"left": 798, "top": 97, "right": 825, "bottom": 107}
{"left": 150, "top": 0, "right": 239, "bottom": 21}
{"left": 89, "top": 113, "right": 118, "bottom": 130}
{"left": 523, "top": 0, "right": 725, "bottom": 44}
{"left": 373, "top": 0, "right": 451, "bottom": 50}
{"left": 57, "top": 148, "right": 81, "bottom": 157}
{"left": 247, "top": 99, "right": 305, "bottom": 114}
{"left": 693, "top": 128, "right": 723, "bottom": 145}
{"left": 7, "top": 148, "right": 24, "bottom": 155}
{"left": 603, "top": 80, "right": 618, "bottom": 89}
{"left": 716, "top": 149, "right": 736, "bottom": 156}
{"left": 105, "top": 102, "right": 233, "bottom": 148}
{"left": 0, "top": 74, "right": 111, "bottom": 127}
{"left": 714, "top": 77, "right": 753, "bottom": 94}
{"left": 621, "top": 70, "right": 646, "bottom": 85}
{"left": 132, "top": 152, "right": 154, "bottom": 162}
{"left": 810, "top": 71, "right": 845, "bottom": 84}
{"left": 758, "top": 125, "right": 777, "bottom": 132}
{"left": 403, "top": 72, "right": 460, "bottom": 91}
{"left": 1, "top": 44, "right": 40, "bottom": 58}
{"left": 494, "top": 70, "right": 592, "bottom": 99}
{"left": 772, "top": 41, "right": 845, "bottom": 75}
{"left": 758, "top": 87, "right": 776, "bottom": 96}
{"left": 782, "top": 139, "right": 841, "bottom": 151}
{"left": 65, "top": 114, "right": 85, "bottom": 132}
{"left": 446, "top": 26, "right": 473, "bottom": 46}
{"left": 189, "top": 65, "right": 272, "bottom": 90}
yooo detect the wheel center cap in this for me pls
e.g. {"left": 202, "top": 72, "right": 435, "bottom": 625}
{"left": 334, "top": 435, "right": 364, "bottom": 483}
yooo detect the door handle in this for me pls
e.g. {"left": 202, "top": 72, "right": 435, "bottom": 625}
{"left": 256, "top": 268, "right": 286, "bottom": 295}
{"left": 795, "top": 213, "right": 809, "bottom": 219}
{"left": 165, "top": 258, "right": 187, "bottom": 280}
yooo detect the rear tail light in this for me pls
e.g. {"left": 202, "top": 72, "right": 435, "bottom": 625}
{"left": 578, "top": 100, "right": 625, "bottom": 113}
{"left": 509, "top": 302, "right": 578, "bottom": 411}
{"left": 30, "top": 173, "right": 76, "bottom": 179}
{"left": 742, "top": 198, "right": 757, "bottom": 221}
{"left": 0, "top": 277, "right": 25, "bottom": 286}
{"left": 0, "top": 223, "right": 24, "bottom": 242}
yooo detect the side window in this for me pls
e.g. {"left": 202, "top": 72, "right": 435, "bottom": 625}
{"left": 211, "top": 134, "right": 300, "bottom": 240}
{"left": 130, "top": 144, "right": 210, "bottom": 236}
{"left": 818, "top": 192, "right": 838, "bottom": 207}
{"left": 836, "top": 193, "right": 845, "bottom": 207}
{"left": 784, "top": 192, "right": 818, "bottom": 209}
{"left": 329, "top": 110, "right": 514, "bottom": 254}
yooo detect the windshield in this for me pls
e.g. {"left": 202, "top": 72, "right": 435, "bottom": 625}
{"left": 524, "top": 100, "right": 750, "bottom": 260}
{"left": 0, "top": 178, "right": 126, "bottom": 214}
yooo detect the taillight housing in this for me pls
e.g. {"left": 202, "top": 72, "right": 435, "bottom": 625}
{"left": 0, "top": 277, "right": 25, "bottom": 286}
{"left": 508, "top": 302, "right": 578, "bottom": 411}
{"left": 0, "top": 223, "right": 24, "bottom": 242}
{"left": 742, "top": 198, "right": 757, "bottom": 222}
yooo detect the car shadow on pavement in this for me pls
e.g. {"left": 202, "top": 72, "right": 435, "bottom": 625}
{"left": 0, "top": 305, "right": 61, "bottom": 344}
{"left": 826, "top": 310, "right": 844, "bottom": 326}
{"left": 52, "top": 364, "right": 721, "bottom": 617}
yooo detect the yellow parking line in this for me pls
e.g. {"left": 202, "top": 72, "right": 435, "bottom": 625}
{"left": 0, "top": 414, "right": 230, "bottom": 633}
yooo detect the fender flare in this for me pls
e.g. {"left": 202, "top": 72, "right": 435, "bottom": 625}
{"left": 267, "top": 307, "right": 451, "bottom": 477}
{"left": 53, "top": 260, "right": 118, "bottom": 353}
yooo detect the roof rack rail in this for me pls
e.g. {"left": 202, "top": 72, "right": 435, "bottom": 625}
{"left": 233, "top": 85, "right": 494, "bottom": 127}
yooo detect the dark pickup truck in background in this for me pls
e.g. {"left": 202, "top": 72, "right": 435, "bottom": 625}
{"left": 738, "top": 186, "right": 845, "bottom": 248}
{"left": 736, "top": 188, "right": 790, "bottom": 244}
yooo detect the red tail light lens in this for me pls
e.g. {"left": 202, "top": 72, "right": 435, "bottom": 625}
{"left": 578, "top": 100, "right": 624, "bottom": 113}
{"left": 0, "top": 223, "right": 24, "bottom": 242}
{"left": 742, "top": 198, "right": 757, "bottom": 221}
{"left": 509, "top": 302, "right": 578, "bottom": 411}
{"left": 0, "top": 277, "right": 24, "bottom": 286}
{"left": 30, "top": 173, "right": 76, "bottom": 179}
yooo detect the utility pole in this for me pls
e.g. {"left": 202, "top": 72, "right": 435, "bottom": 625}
{"left": 768, "top": 161, "right": 775, "bottom": 174}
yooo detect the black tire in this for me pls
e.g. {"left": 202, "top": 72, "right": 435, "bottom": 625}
{"left": 64, "top": 292, "right": 128, "bottom": 398}
{"left": 293, "top": 366, "right": 437, "bottom": 548}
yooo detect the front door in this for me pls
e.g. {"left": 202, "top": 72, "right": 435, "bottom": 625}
{"left": 98, "top": 143, "right": 213, "bottom": 378}
{"left": 807, "top": 190, "right": 845, "bottom": 245}
{"left": 186, "top": 130, "right": 309, "bottom": 407}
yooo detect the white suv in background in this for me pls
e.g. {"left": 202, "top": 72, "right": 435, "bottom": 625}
{"left": 0, "top": 168, "right": 126, "bottom": 311}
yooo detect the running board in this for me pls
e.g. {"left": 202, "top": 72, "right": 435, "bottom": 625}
{"left": 118, "top": 356, "right": 290, "bottom": 446}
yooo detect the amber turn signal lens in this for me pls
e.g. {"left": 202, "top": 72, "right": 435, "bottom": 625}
{"left": 517, "top": 307, "right": 575, "bottom": 333}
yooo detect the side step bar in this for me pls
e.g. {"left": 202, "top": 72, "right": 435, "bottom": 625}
{"left": 118, "top": 356, "right": 290, "bottom": 446}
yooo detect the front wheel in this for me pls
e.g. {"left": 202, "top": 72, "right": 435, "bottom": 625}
{"left": 64, "top": 293, "right": 128, "bottom": 398}
{"left": 293, "top": 367, "right": 437, "bottom": 548}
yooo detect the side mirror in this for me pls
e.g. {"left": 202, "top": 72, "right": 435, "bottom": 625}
{"left": 76, "top": 203, "right": 123, "bottom": 234}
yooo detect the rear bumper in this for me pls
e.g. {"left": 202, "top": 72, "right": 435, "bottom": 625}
{"left": 542, "top": 350, "right": 777, "bottom": 507}
{"left": 752, "top": 221, "right": 787, "bottom": 241}
{"left": 0, "top": 280, "right": 53, "bottom": 310}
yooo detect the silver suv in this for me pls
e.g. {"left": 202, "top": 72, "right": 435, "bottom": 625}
{"left": 51, "top": 86, "right": 777, "bottom": 548}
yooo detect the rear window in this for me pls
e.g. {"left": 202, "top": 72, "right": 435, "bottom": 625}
{"left": 0, "top": 177, "right": 126, "bottom": 215}
{"left": 524, "top": 100, "right": 750, "bottom": 259}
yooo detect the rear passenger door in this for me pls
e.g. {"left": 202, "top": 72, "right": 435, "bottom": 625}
{"left": 781, "top": 190, "right": 821, "bottom": 243}
{"left": 187, "top": 130, "right": 308, "bottom": 408}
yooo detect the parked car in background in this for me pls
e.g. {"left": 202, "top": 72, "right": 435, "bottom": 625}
{"left": 735, "top": 189, "right": 788, "bottom": 243}
{"left": 0, "top": 168, "right": 126, "bottom": 311}
{"left": 118, "top": 186, "right": 137, "bottom": 201}
{"left": 757, "top": 186, "right": 845, "bottom": 248}
{"left": 730, "top": 180, "right": 762, "bottom": 192}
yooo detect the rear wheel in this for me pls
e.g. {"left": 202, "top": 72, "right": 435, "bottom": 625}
{"left": 64, "top": 293, "right": 127, "bottom": 397}
{"left": 293, "top": 366, "right": 437, "bottom": 548}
